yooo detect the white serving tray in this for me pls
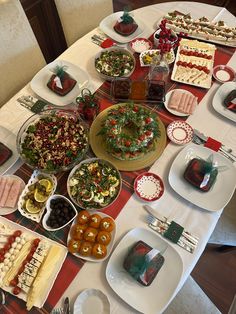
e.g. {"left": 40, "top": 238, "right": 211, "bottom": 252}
{"left": 0, "top": 216, "right": 67, "bottom": 309}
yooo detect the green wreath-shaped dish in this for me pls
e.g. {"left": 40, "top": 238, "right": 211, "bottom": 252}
{"left": 97, "top": 103, "right": 160, "bottom": 160}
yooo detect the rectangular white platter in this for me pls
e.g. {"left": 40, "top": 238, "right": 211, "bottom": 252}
{"left": 0, "top": 216, "right": 67, "bottom": 309}
{"left": 171, "top": 39, "right": 216, "bottom": 89}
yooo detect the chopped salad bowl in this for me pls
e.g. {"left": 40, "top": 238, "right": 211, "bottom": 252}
{"left": 16, "top": 109, "right": 89, "bottom": 174}
{"left": 94, "top": 47, "right": 136, "bottom": 81}
{"left": 67, "top": 158, "right": 121, "bottom": 210}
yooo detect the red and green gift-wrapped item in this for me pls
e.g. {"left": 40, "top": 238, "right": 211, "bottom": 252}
{"left": 114, "top": 10, "right": 138, "bottom": 36}
{"left": 184, "top": 154, "right": 219, "bottom": 192}
{"left": 47, "top": 65, "right": 77, "bottom": 96}
{"left": 123, "top": 240, "right": 165, "bottom": 286}
{"left": 224, "top": 89, "right": 236, "bottom": 113}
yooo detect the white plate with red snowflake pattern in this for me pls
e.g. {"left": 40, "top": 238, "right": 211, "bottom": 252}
{"left": 167, "top": 120, "right": 193, "bottom": 145}
{"left": 134, "top": 172, "right": 164, "bottom": 202}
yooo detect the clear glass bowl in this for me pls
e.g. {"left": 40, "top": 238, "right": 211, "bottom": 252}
{"left": 94, "top": 47, "right": 136, "bottom": 81}
{"left": 16, "top": 108, "right": 89, "bottom": 174}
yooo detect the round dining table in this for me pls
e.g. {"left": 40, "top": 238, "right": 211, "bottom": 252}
{"left": 0, "top": 2, "right": 235, "bottom": 314}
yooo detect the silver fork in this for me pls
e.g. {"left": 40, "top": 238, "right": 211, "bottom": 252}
{"left": 147, "top": 214, "right": 199, "bottom": 245}
{"left": 147, "top": 214, "right": 198, "bottom": 253}
{"left": 192, "top": 134, "right": 235, "bottom": 163}
{"left": 51, "top": 307, "right": 64, "bottom": 314}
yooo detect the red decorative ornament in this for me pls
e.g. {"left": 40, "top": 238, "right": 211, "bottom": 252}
{"left": 76, "top": 89, "right": 100, "bottom": 125}
{"left": 156, "top": 19, "right": 187, "bottom": 55}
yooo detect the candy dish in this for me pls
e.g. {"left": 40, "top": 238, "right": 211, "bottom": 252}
{"left": 134, "top": 172, "right": 164, "bottom": 202}
{"left": 17, "top": 109, "right": 89, "bottom": 174}
{"left": 129, "top": 37, "right": 153, "bottom": 53}
{"left": 74, "top": 289, "right": 110, "bottom": 314}
{"left": 213, "top": 65, "right": 236, "bottom": 84}
{"left": 42, "top": 195, "right": 77, "bottom": 231}
{"left": 167, "top": 120, "right": 194, "bottom": 145}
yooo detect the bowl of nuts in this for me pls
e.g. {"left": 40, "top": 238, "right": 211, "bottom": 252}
{"left": 42, "top": 194, "right": 78, "bottom": 231}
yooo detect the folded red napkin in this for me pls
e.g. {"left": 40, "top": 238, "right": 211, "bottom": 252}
{"left": 204, "top": 137, "right": 222, "bottom": 152}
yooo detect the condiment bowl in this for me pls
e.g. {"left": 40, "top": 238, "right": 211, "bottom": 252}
{"left": 42, "top": 194, "right": 78, "bottom": 231}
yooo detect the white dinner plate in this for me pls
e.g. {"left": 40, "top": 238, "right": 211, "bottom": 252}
{"left": 0, "top": 175, "right": 25, "bottom": 215}
{"left": 0, "top": 126, "right": 18, "bottom": 175}
{"left": 212, "top": 81, "right": 236, "bottom": 123}
{"left": 164, "top": 89, "right": 195, "bottom": 117}
{"left": 169, "top": 143, "right": 236, "bottom": 211}
{"left": 106, "top": 227, "right": 183, "bottom": 314}
{"left": 30, "top": 60, "right": 90, "bottom": 106}
{"left": 67, "top": 212, "right": 116, "bottom": 262}
{"left": 74, "top": 289, "right": 110, "bottom": 314}
{"left": 99, "top": 11, "right": 145, "bottom": 44}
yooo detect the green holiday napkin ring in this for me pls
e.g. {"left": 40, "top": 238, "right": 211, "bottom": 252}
{"left": 145, "top": 206, "right": 199, "bottom": 253}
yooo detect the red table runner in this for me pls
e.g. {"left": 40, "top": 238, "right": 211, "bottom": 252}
{"left": 1, "top": 38, "right": 235, "bottom": 314}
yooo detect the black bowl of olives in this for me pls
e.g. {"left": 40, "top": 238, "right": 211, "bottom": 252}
{"left": 42, "top": 194, "right": 77, "bottom": 231}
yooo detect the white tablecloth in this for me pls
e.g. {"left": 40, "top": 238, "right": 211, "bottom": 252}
{"left": 1, "top": 2, "right": 235, "bottom": 313}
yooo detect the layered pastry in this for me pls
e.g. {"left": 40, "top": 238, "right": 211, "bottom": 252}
{"left": 47, "top": 65, "right": 77, "bottom": 96}
{"left": 114, "top": 11, "right": 138, "bottom": 36}
{"left": 123, "top": 240, "right": 165, "bottom": 286}
{"left": 184, "top": 157, "right": 218, "bottom": 192}
{"left": 164, "top": 11, "right": 236, "bottom": 45}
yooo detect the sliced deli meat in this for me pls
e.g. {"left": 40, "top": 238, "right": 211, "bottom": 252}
{"left": 0, "top": 178, "right": 13, "bottom": 207}
{"left": 0, "top": 176, "right": 25, "bottom": 209}
{"left": 167, "top": 90, "right": 198, "bottom": 114}
{"left": 5, "top": 180, "right": 23, "bottom": 208}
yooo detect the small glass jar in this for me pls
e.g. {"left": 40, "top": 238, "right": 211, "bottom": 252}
{"left": 76, "top": 88, "right": 100, "bottom": 125}
{"left": 148, "top": 54, "right": 169, "bottom": 82}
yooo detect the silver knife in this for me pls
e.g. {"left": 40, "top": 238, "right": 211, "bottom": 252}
{"left": 193, "top": 129, "right": 236, "bottom": 163}
{"left": 63, "top": 297, "right": 70, "bottom": 314}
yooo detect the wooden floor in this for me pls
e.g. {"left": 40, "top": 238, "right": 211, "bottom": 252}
{"left": 113, "top": 1, "right": 236, "bottom": 313}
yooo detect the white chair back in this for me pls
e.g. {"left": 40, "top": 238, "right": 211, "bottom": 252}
{"left": 55, "top": 0, "right": 113, "bottom": 46}
{"left": 0, "top": 0, "right": 45, "bottom": 107}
